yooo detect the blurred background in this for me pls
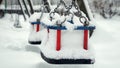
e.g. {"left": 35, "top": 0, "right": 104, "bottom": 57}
{"left": 0, "top": 0, "right": 120, "bottom": 19}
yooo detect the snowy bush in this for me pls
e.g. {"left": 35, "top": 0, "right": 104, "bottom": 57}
{"left": 99, "top": 1, "right": 116, "bottom": 18}
{"left": 88, "top": 0, "right": 120, "bottom": 19}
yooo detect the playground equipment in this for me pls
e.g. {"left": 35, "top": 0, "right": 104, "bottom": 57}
{"left": 28, "top": 0, "right": 51, "bottom": 45}
{"left": 0, "top": 0, "right": 40, "bottom": 20}
{"left": 41, "top": 0, "right": 95, "bottom": 64}
{"left": 29, "top": 0, "right": 95, "bottom": 64}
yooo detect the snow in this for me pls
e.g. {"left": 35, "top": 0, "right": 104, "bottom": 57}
{"left": 0, "top": 5, "right": 120, "bottom": 68}
{"left": 90, "top": 14, "right": 120, "bottom": 68}
{"left": 29, "top": 12, "right": 41, "bottom": 22}
{"left": 40, "top": 29, "right": 94, "bottom": 59}
{"left": 28, "top": 10, "right": 89, "bottom": 43}
{"left": 29, "top": 11, "right": 86, "bottom": 27}
{"left": 28, "top": 30, "right": 42, "bottom": 42}
{"left": 29, "top": 12, "right": 55, "bottom": 25}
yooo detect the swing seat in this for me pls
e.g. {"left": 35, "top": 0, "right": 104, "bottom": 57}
{"left": 28, "top": 41, "right": 41, "bottom": 45}
{"left": 28, "top": 12, "right": 50, "bottom": 45}
{"left": 40, "top": 25, "right": 95, "bottom": 64}
{"left": 28, "top": 22, "right": 42, "bottom": 45}
{"left": 41, "top": 52, "right": 94, "bottom": 64}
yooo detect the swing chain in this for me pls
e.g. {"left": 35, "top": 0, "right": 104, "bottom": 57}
{"left": 71, "top": 0, "right": 89, "bottom": 26}
{"left": 39, "top": 5, "right": 45, "bottom": 22}
{"left": 49, "top": 0, "right": 68, "bottom": 21}
{"left": 69, "top": 0, "right": 82, "bottom": 16}
{"left": 50, "top": 0, "right": 89, "bottom": 26}
{"left": 49, "top": 11, "right": 66, "bottom": 26}
{"left": 49, "top": 11, "right": 55, "bottom": 21}
{"left": 54, "top": 0, "right": 68, "bottom": 13}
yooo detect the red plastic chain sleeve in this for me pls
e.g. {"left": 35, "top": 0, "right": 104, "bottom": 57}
{"left": 56, "top": 30, "right": 61, "bottom": 51}
{"left": 83, "top": 30, "right": 88, "bottom": 50}
{"left": 36, "top": 24, "right": 40, "bottom": 32}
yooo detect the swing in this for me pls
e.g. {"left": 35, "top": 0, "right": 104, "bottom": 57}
{"left": 40, "top": 25, "right": 95, "bottom": 64}
{"left": 28, "top": 20, "right": 42, "bottom": 45}
{"left": 40, "top": 0, "right": 96, "bottom": 64}
{"left": 28, "top": 0, "right": 51, "bottom": 45}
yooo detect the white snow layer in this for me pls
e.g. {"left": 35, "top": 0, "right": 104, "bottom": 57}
{"left": 28, "top": 11, "right": 87, "bottom": 41}
{"left": 1, "top": 12, "right": 120, "bottom": 68}
{"left": 40, "top": 29, "right": 94, "bottom": 59}
{"left": 28, "top": 24, "right": 45, "bottom": 42}
{"left": 29, "top": 12, "right": 87, "bottom": 28}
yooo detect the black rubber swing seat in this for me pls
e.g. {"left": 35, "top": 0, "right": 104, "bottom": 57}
{"left": 41, "top": 52, "right": 95, "bottom": 64}
{"left": 28, "top": 41, "right": 41, "bottom": 45}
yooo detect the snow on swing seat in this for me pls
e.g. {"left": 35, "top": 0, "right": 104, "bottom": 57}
{"left": 40, "top": 24, "right": 95, "bottom": 64}
{"left": 28, "top": 12, "right": 56, "bottom": 45}
{"left": 28, "top": 11, "right": 96, "bottom": 64}
{"left": 28, "top": 13, "right": 52, "bottom": 45}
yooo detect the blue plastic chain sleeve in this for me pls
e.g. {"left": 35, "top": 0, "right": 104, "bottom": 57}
{"left": 31, "top": 22, "right": 96, "bottom": 30}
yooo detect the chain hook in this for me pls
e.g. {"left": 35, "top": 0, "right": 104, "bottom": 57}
{"left": 49, "top": 11, "right": 55, "bottom": 21}
{"left": 79, "top": 16, "right": 89, "bottom": 26}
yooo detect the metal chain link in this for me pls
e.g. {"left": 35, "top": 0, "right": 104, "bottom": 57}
{"left": 54, "top": 0, "right": 68, "bottom": 13}
{"left": 49, "top": 0, "right": 68, "bottom": 21}
{"left": 72, "top": 0, "right": 82, "bottom": 15}
{"left": 50, "top": 0, "right": 89, "bottom": 26}
{"left": 71, "top": 0, "right": 89, "bottom": 26}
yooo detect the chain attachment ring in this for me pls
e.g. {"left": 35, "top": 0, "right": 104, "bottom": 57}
{"left": 79, "top": 16, "right": 89, "bottom": 26}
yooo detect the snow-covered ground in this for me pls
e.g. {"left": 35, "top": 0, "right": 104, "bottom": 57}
{"left": 0, "top": 13, "right": 120, "bottom": 68}
{"left": 91, "top": 14, "right": 120, "bottom": 68}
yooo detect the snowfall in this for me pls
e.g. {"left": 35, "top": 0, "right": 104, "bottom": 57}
{"left": 0, "top": 12, "right": 120, "bottom": 68}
